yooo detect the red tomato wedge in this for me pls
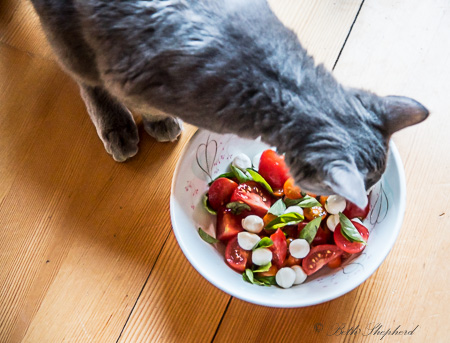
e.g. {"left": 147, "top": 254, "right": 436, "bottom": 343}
{"left": 334, "top": 220, "right": 369, "bottom": 254}
{"left": 208, "top": 178, "right": 239, "bottom": 210}
{"left": 343, "top": 198, "right": 370, "bottom": 219}
{"left": 230, "top": 181, "right": 271, "bottom": 217}
{"left": 258, "top": 150, "right": 290, "bottom": 189}
{"left": 269, "top": 228, "right": 287, "bottom": 268}
{"left": 225, "top": 236, "right": 250, "bottom": 272}
{"left": 302, "top": 245, "right": 343, "bottom": 275}
{"left": 216, "top": 208, "right": 244, "bottom": 242}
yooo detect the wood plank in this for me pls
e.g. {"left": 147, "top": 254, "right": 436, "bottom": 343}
{"left": 269, "top": 0, "right": 363, "bottom": 70}
{"left": 0, "top": 41, "right": 197, "bottom": 342}
{"left": 0, "top": 0, "right": 53, "bottom": 59}
{"left": 214, "top": 1, "right": 450, "bottom": 342}
{"left": 117, "top": 1, "right": 364, "bottom": 342}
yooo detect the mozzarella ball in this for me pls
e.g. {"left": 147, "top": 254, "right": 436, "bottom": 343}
{"left": 326, "top": 214, "right": 340, "bottom": 232}
{"left": 325, "top": 195, "right": 346, "bottom": 214}
{"left": 241, "top": 215, "right": 264, "bottom": 233}
{"left": 284, "top": 206, "right": 304, "bottom": 216}
{"left": 237, "top": 232, "right": 261, "bottom": 251}
{"left": 252, "top": 152, "right": 263, "bottom": 170}
{"left": 232, "top": 153, "right": 252, "bottom": 170}
{"left": 289, "top": 239, "right": 310, "bottom": 258}
{"left": 252, "top": 248, "right": 272, "bottom": 266}
{"left": 275, "top": 267, "right": 296, "bottom": 289}
{"left": 291, "top": 265, "right": 308, "bottom": 285}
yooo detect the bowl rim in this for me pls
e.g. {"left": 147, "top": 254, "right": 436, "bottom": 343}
{"left": 170, "top": 130, "right": 406, "bottom": 307}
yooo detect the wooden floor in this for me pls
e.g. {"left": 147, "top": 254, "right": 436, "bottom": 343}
{"left": 1, "top": 0, "right": 449, "bottom": 342}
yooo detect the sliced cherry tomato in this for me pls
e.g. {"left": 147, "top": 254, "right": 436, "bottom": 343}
{"left": 230, "top": 181, "right": 271, "bottom": 217}
{"left": 283, "top": 254, "right": 302, "bottom": 267}
{"left": 304, "top": 206, "right": 327, "bottom": 221}
{"left": 258, "top": 150, "right": 290, "bottom": 189}
{"left": 272, "top": 187, "right": 284, "bottom": 197}
{"left": 263, "top": 213, "right": 277, "bottom": 227}
{"left": 327, "top": 255, "right": 342, "bottom": 269}
{"left": 269, "top": 228, "right": 287, "bottom": 268}
{"left": 255, "top": 264, "right": 278, "bottom": 277}
{"left": 302, "top": 244, "right": 343, "bottom": 275}
{"left": 343, "top": 198, "right": 370, "bottom": 219}
{"left": 216, "top": 208, "right": 244, "bottom": 242}
{"left": 283, "top": 177, "right": 302, "bottom": 199}
{"left": 334, "top": 220, "right": 369, "bottom": 254}
{"left": 225, "top": 236, "right": 250, "bottom": 272}
{"left": 318, "top": 196, "right": 328, "bottom": 206}
{"left": 208, "top": 178, "right": 239, "bottom": 210}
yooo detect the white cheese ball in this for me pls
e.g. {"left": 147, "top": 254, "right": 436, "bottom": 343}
{"left": 291, "top": 265, "right": 308, "bottom": 285}
{"left": 283, "top": 206, "right": 304, "bottom": 216}
{"left": 326, "top": 214, "right": 340, "bottom": 232}
{"left": 237, "top": 232, "right": 261, "bottom": 251}
{"left": 232, "top": 153, "right": 252, "bottom": 170}
{"left": 275, "top": 267, "right": 296, "bottom": 289}
{"left": 252, "top": 152, "right": 263, "bottom": 170}
{"left": 252, "top": 248, "right": 272, "bottom": 266}
{"left": 325, "top": 195, "right": 346, "bottom": 214}
{"left": 289, "top": 239, "right": 310, "bottom": 258}
{"left": 241, "top": 215, "right": 264, "bottom": 233}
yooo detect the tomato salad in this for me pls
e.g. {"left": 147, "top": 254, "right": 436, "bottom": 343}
{"left": 199, "top": 149, "right": 370, "bottom": 289}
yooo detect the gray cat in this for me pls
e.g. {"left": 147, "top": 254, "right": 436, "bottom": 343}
{"left": 30, "top": 0, "right": 428, "bottom": 207}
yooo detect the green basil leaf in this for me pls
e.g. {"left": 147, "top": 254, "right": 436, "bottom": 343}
{"left": 299, "top": 216, "right": 322, "bottom": 244}
{"left": 208, "top": 172, "right": 235, "bottom": 186}
{"left": 283, "top": 195, "right": 321, "bottom": 208}
{"left": 243, "top": 269, "right": 264, "bottom": 286}
{"left": 243, "top": 269, "right": 274, "bottom": 286}
{"left": 268, "top": 199, "right": 286, "bottom": 216}
{"left": 296, "top": 195, "right": 322, "bottom": 208}
{"left": 202, "top": 194, "right": 217, "bottom": 215}
{"left": 338, "top": 212, "right": 367, "bottom": 244}
{"left": 231, "top": 165, "right": 251, "bottom": 183}
{"left": 245, "top": 269, "right": 254, "bottom": 283}
{"left": 283, "top": 197, "right": 302, "bottom": 207}
{"left": 253, "top": 237, "right": 273, "bottom": 250}
{"left": 265, "top": 212, "right": 304, "bottom": 230}
{"left": 226, "top": 201, "right": 251, "bottom": 215}
{"left": 253, "top": 262, "right": 272, "bottom": 273}
{"left": 198, "top": 227, "right": 219, "bottom": 244}
{"left": 246, "top": 168, "right": 274, "bottom": 193}
{"left": 242, "top": 270, "right": 251, "bottom": 283}
{"left": 254, "top": 275, "right": 277, "bottom": 286}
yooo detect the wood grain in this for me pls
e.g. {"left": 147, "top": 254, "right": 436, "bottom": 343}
{"left": 0, "top": 0, "right": 52, "bottom": 59}
{"left": 214, "top": 0, "right": 450, "bottom": 342}
{"left": 2, "top": 0, "right": 448, "bottom": 342}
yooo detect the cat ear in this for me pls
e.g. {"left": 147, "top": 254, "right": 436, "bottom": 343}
{"left": 383, "top": 96, "right": 429, "bottom": 135}
{"left": 325, "top": 162, "right": 367, "bottom": 209}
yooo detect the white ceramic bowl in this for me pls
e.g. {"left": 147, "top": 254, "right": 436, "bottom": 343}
{"left": 170, "top": 130, "right": 406, "bottom": 307}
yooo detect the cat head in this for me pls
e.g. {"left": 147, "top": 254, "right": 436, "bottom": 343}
{"left": 282, "top": 92, "right": 429, "bottom": 208}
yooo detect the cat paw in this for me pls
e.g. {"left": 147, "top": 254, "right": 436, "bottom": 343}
{"left": 103, "top": 126, "right": 139, "bottom": 162}
{"left": 143, "top": 116, "right": 183, "bottom": 142}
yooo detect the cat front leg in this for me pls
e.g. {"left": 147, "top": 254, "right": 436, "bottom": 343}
{"left": 79, "top": 84, "right": 139, "bottom": 162}
{"left": 141, "top": 111, "right": 183, "bottom": 142}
